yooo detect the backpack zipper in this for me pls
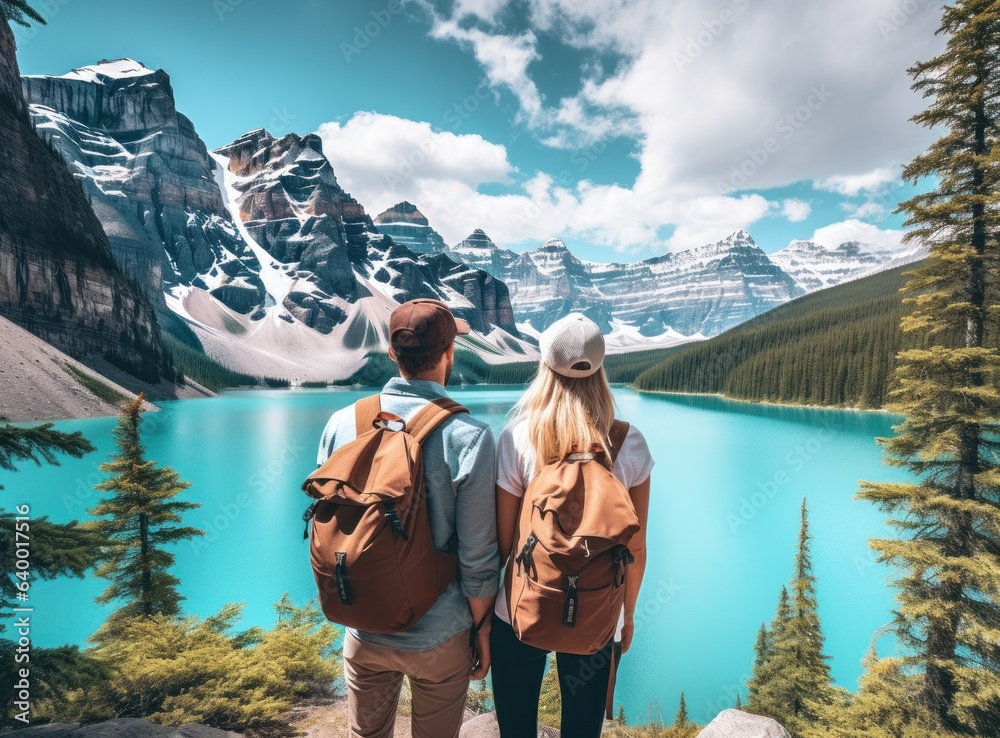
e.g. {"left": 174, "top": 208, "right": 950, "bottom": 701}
{"left": 562, "top": 575, "right": 579, "bottom": 627}
{"left": 334, "top": 552, "right": 353, "bottom": 605}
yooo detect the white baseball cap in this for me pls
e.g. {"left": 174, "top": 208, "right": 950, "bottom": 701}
{"left": 539, "top": 313, "right": 605, "bottom": 378}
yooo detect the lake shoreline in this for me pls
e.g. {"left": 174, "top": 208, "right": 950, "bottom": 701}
{"left": 13, "top": 380, "right": 899, "bottom": 425}
{"left": 634, "top": 387, "right": 898, "bottom": 416}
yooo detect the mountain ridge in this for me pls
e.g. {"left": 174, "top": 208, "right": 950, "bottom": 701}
{"left": 23, "top": 59, "right": 530, "bottom": 383}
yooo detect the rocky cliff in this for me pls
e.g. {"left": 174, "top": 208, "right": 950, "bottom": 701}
{"left": 19, "top": 57, "right": 527, "bottom": 382}
{"left": 22, "top": 59, "right": 263, "bottom": 314}
{"left": 0, "top": 24, "right": 163, "bottom": 383}
{"left": 215, "top": 129, "right": 519, "bottom": 336}
{"left": 374, "top": 201, "right": 448, "bottom": 254}
{"left": 447, "top": 229, "right": 520, "bottom": 283}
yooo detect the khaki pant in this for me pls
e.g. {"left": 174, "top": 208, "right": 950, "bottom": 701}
{"left": 344, "top": 629, "right": 473, "bottom": 738}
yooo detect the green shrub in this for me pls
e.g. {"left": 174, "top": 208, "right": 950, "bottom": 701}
{"left": 36, "top": 598, "right": 340, "bottom": 736}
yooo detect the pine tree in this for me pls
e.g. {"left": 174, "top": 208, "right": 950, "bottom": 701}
{"left": 746, "top": 587, "right": 794, "bottom": 725}
{"left": 0, "top": 421, "right": 100, "bottom": 626}
{"left": 747, "top": 622, "right": 773, "bottom": 705}
{"left": 0, "top": 422, "right": 92, "bottom": 490}
{"left": 857, "top": 2, "right": 1000, "bottom": 733}
{"left": 673, "top": 692, "right": 689, "bottom": 727}
{"left": 785, "top": 499, "right": 835, "bottom": 719}
{"left": 0, "top": 0, "right": 46, "bottom": 27}
{"left": 87, "top": 395, "right": 203, "bottom": 623}
{"left": 746, "top": 502, "right": 834, "bottom": 735}
{"left": 615, "top": 704, "right": 626, "bottom": 724}
{"left": 735, "top": 694, "right": 742, "bottom": 710}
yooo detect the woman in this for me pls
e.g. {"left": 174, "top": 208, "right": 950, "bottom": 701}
{"left": 491, "top": 313, "right": 654, "bottom": 737}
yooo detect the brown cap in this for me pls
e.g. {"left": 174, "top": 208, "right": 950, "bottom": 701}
{"left": 389, "top": 299, "right": 471, "bottom": 355}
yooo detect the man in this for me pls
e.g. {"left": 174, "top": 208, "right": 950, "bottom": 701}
{"left": 316, "top": 298, "right": 500, "bottom": 738}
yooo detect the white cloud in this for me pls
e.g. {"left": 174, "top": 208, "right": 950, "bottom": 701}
{"left": 418, "top": 0, "right": 941, "bottom": 191}
{"left": 810, "top": 219, "right": 904, "bottom": 251}
{"left": 315, "top": 1, "right": 943, "bottom": 256}
{"left": 315, "top": 112, "right": 512, "bottom": 214}
{"left": 781, "top": 199, "right": 811, "bottom": 223}
{"left": 841, "top": 200, "right": 889, "bottom": 220}
{"left": 814, "top": 167, "right": 900, "bottom": 196}
{"left": 315, "top": 112, "right": 774, "bottom": 251}
{"left": 428, "top": 22, "right": 546, "bottom": 126}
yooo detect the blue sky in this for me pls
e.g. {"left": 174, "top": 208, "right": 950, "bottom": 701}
{"left": 14, "top": 0, "right": 942, "bottom": 262}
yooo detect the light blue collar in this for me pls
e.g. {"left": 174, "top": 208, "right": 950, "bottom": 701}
{"left": 382, "top": 376, "right": 450, "bottom": 400}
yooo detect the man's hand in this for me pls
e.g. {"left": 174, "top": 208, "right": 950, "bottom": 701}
{"left": 620, "top": 616, "right": 635, "bottom": 654}
{"left": 470, "top": 624, "right": 492, "bottom": 681}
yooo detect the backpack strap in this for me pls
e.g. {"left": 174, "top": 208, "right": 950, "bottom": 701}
{"left": 608, "top": 420, "right": 630, "bottom": 465}
{"left": 406, "top": 398, "right": 469, "bottom": 444}
{"left": 354, "top": 394, "right": 383, "bottom": 436}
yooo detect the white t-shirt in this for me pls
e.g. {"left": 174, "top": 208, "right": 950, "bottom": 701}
{"left": 493, "top": 419, "right": 655, "bottom": 640}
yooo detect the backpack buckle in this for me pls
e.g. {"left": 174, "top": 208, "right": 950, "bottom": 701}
{"left": 612, "top": 545, "right": 634, "bottom": 587}
{"left": 302, "top": 501, "right": 319, "bottom": 540}
{"left": 373, "top": 412, "right": 406, "bottom": 432}
{"left": 383, "top": 502, "right": 409, "bottom": 541}
{"left": 515, "top": 534, "right": 537, "bottom": 577}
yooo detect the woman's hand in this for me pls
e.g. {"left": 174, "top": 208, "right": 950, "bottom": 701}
{"left": 620, "top": 615, "right": 635, "bottom": 654}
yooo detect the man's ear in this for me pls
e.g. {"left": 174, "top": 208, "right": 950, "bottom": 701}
{"left": 388, "top": 345, "right": 398, "bottom": 362}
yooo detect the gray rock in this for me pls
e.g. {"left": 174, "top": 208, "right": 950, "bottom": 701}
{"left": 697, "top": 709, "right": 791, "bottom": 738}
{"left": 9, "top": 718, "right": 242, "bottom": 737}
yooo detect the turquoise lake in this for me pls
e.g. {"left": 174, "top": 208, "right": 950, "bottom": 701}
{"left": 4, "top": 387, "right": 911, "bottom": 725}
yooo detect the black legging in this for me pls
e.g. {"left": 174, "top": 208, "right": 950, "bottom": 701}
{"left": 490, "top": 615, "right": 614, "bottom": 738}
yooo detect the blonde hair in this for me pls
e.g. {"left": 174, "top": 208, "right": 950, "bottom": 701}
{"left": 512, "top": 363, "right": 616, "bottom": 471}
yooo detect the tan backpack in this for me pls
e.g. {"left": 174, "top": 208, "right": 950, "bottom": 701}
{"left": 505, "top": 420, "right": 640, "bottom": 656}
{"left": 302, "top": 394, "right": 467, "bottom": 633}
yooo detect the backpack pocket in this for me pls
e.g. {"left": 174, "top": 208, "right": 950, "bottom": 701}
{"left": 511, "top": 572, "right": 624, "bottom": 655}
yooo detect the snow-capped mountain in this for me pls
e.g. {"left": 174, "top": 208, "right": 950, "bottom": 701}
{"left": 442, "top": 227, "right": 924, "bottom": 339}
{"left": 502, "top": 237, "right": 616, "bottom": 331}
{"left": 770, "top": 238, "right": 927, "bottom": 292}
{"left": 440, "top": 229, "right": 800, "bottom": 337}
{"left": 22, "top": 59, "right": 263, "bottom": 315}
{"left": 23, "top": 59, "right": 532, "bottom": 382}
{"left": 373, "top": 201, "right": 448, "bottom": 254}
{"left": 20, "top": 58, "right": 925, "bottom": 372}
{"left": 447, "top": 228, "right": 519, "bottom": 275}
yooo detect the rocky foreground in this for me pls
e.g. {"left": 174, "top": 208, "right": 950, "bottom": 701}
{"left": 8, "top": 708, "right": 789, "bottom": 738}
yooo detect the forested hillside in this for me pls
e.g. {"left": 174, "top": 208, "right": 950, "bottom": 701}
{"left": 634, "top": 263, "right": 928, "bottom": 408}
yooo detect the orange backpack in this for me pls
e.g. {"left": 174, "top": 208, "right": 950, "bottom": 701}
{"left": 302, "top": 395, "right": 467, "bottom": 632}
{"left": 505, "top": 420, "right": 640, "bottom": 655}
